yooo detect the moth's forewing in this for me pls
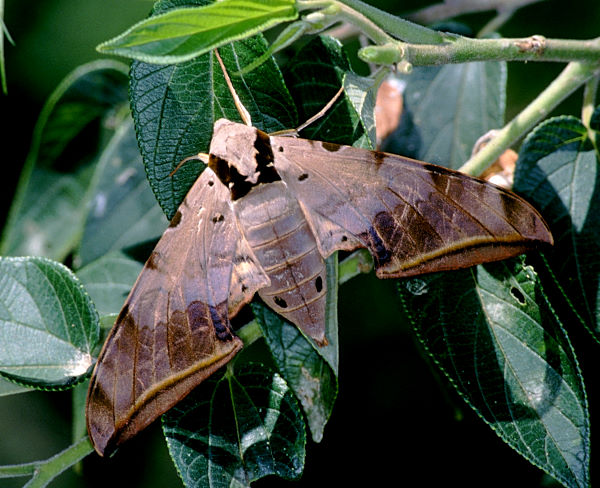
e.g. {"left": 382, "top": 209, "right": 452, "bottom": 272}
{"left": 271, "top": 136, "right": 553, "bottom": 277}
{"left": 86, "top": 168, "right": 267, "bottom": 456}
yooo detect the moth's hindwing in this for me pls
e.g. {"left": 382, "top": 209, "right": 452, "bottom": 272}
{"left": 86, "top": 167, "right": 268, "bottom": 456}
{"left": 270, "top": 135, "right": 553, "bottom": 277}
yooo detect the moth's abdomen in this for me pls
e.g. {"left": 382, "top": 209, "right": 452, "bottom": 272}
{"left": 234, "top": 182, "right": 328, "bottom": 344}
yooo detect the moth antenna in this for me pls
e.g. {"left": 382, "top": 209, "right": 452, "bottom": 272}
{"left": 214, "top": 49, "right": 252, "bottom": 127}
{"left": 270, "top": 85, "right": 345, "bottom": 137}
{"left": 169, "top": 153, "right": 209, "bottom": 177}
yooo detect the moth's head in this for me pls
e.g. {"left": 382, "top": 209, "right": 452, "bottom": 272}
{"left": 209, "top": 119, "right": 273, "bottom": 187}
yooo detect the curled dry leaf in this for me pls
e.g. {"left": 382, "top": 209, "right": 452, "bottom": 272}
{"left": 375, "top": 78, "right": 404, "bottom": 148}
{"left": 472, "top": 130, "right": 517, "bottom": 188}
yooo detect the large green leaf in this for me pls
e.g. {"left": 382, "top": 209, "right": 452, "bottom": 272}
{"left": 0, "top": 376, "right": 29, "bottom": 397}
{"left": 0, "top": 61, "right": 129, "bottom": 260}
{"left": 76, "top": 251, "right": 143, "bottom": 318}
{"left": 163, "top": 363, "right": 305, "bottom": 487}
{"left": 386, "top": 61, "right": 506, "bottom": 170}
{"left": 399, "top": 258, "right": 589, "bottom": 488}
{"left": 252, "top": 303, "right": 338, "bottom": 443}
{"left": 98, "top": 0, "right": 298, "bottom": 64}
{"left": 77, "top": 119, "right": 167, "bottom": 266}
{"left": 514, "top": 115, "right": 600, "bottom": 343}
{"left": 0, "top": 257, "right": 99, "bottom": 389}
{"left": 284, "top": 35, "right": 375, "bottom": 149}
{"left": 130, "top": 0, "right": 297, "bottom": 219}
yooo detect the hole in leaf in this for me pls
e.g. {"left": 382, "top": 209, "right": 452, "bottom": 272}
{"left": 510, "top": 287, "right": 526, "bottom": 305}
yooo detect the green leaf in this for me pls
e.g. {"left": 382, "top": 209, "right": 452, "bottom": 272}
{"left": 0, "top": 257, "right": 99, "bottom": 389}
{"left": 513, "top": 115, "right": 600, "bottom": 343}
{"left": 98, "top": 0, "right": 298, "bottom": 64}
{"left": 76, "top": 251, "right": 143, "bottom": 317}
{"left": 130, "top": 1, "right": 297, "bottom": 218}
{"left": 77, "top": 119, "right": 167, "bottom": 266}
{"left": 285, "top": 36, "right": 374, "bottom": 149}
{"left": 163, "top": 363, "right": 305, "bottom": 487}
{"left": 0, "top": 60, "right": 129, "bottom": 260}
{"left": 399, "top": 259, "right": 589, "bottom": 488}
{"left": 386, "top": 61, "right": 506, "bottom": 169}
{"left": 0, "top": 376, "right": 29, "bottom": 396}
{"left": 252, "top": 303, "right": 338, "bottom": 443}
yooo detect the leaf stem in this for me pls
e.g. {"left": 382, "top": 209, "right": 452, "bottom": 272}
{"left": 404, "top": 35, "right": 600, "bottom": 66}
{"left": 338, "top": 249, "right": 373, "bottom": 284}
{"left": 0, "top": 436, "right": 93, "bottom": 486}
{"left": 298, "top": 0, "right": 394, "bottom": 45}
{"left": 236, "top": 319, "right": 264, "bottom": 347}
{"left": 336, "top": 0, "right": 444, "bottom": 44}
{"left": 581, "top": 74, "right": 599, "bottom": 129}
{"left": 460, "top": 61, "right": 600, "bottom": 176}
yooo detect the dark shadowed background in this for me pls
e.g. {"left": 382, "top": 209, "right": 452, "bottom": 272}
{"left": 0, "top": 1, "right": 598, "bottom": 486}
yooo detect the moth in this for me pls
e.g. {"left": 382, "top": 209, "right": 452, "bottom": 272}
{"left": 86, "top": 59, "right": 553, "bottom": 457}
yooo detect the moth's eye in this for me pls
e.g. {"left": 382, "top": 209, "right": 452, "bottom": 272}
{"left": 274, "top": 296, "right": 288, "bottom": 308}
{"left": 208, "top": 180, "right": 214, "bottom": 186}
{"left": 315, "top": 276, "right": 323, "bottom": 293}
{"left": 298, "top": 173, "right": 309, "bottom": 181}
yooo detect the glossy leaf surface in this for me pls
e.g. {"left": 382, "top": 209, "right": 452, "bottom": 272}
{"left": 514, "top": 115, "right": 600, "bottom": 344}
{"left": 163, "top": 363, "right": 305, "bottom": 487}
{"left": 98, "top": 0, "right": 298, "bottom": 64}
{"left": 399, "top": 258, "right": 589, "bottom": 488}
{"left": 0, "top": 257, "right": 98, "bottom": 388}
{"left": 386, "top": 61, "right": 506, "bottom": 170}
{"left": 0, "top": 61, "right": 128, "bottom": 260}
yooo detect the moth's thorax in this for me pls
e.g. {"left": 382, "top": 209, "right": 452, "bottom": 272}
{"left": 208, "top": 119, "right": 279, "bottom": 199}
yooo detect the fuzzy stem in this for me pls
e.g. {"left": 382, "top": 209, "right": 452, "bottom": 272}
{"left": 405, "top": 35, "right": 600, "bottom": 66}
{"left": 0, "top": 437, "right": 93, "bottom": 486}
{"left": 236, "top": 319, "right": 263, "bottom": 347}
{"left": 581, "top": 75, "right": 599, "bottom": 129}
{"left": 460, "top": 61, "right": 600, "bottom": 176}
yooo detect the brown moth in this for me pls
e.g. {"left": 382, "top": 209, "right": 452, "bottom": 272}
{"left": 86, "top": 87, "right": 553, "bottom": 458}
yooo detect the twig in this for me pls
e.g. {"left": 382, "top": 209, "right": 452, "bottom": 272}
{"left": 460, "top": 61, "right": 600, "bottom": 177}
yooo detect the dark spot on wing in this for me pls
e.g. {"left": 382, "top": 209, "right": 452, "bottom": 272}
{"left": 254, "top": 129, "right": 280, "bottom": 185}
{"left": 274, "top": 296, "right": 288, "bottom": 308}
{"left": 169, "top": 210, "right": 182, "bottom": 228}
{"left": 233, "top": 254, "right": 250, "bottom": 264}
{"left": 208, "top": 303, "right": 233, "bottom": 340}
{"left": 209, "top": 154, "right": 253, "bottom": 200}
{"left": 360, "top": 221, "right": 392, "bottom": 267}
{"left": 241, "top": 284, "right": 248, "bottom": 293}
{"left": 373, "top": 151, "right": 386, "bottom": 166}
{"left": 298, "top": 173, "right": 309, "bottom": 181}
{"left": 212, "top": 214, "right": 224, "bottom": 223}
{"left": 278, "top": 146, "right": 284, "bottom": 152}
{"left": 208, "top": 180, "right": 214, "bottom": 186}
{"left": 315, "top": 276, "right": 323, "bottom": 293}
{"left": 116, "top": 303, "right": 130, "bottom": 324}
{"left": 322, "top": 141, "right": 341, "bottom": 152}
{"left": 341, "top": 235, "right": 348, "bottom": 242}
{"left": 187, "top": 300, "right": 233, "bottom": 341}
{"left": 146, "top": 251, "right": 160, "bottom": 270}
